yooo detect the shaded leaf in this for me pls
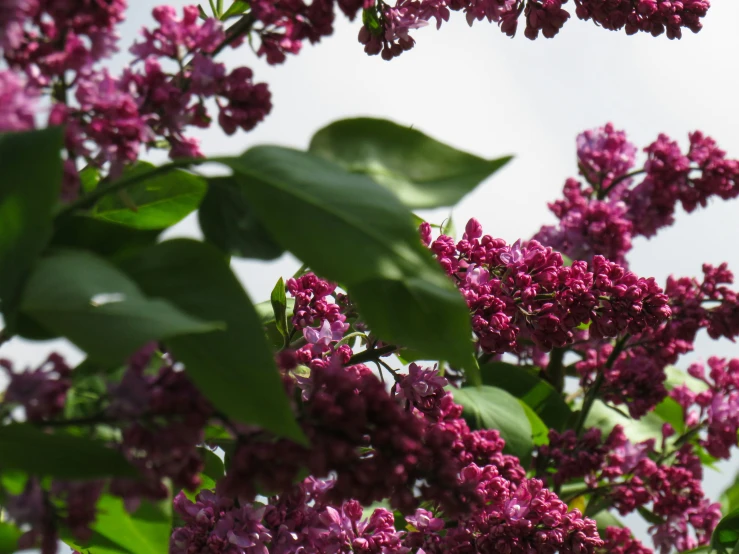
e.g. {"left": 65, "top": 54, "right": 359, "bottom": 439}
{"left": 19, "top": 250, "right": 221, "bottom": 364}
{"left": 51, "top": 215, "right": 160, "bottom": 260}
{"left": 452, "top": 385, "right": 533, "bottom": 465}
{"left": 0, "top": 424, "right": 135, "bottom": 479}
{"left": 119, "top": 239, "right": 305, "bottom": 442}
{"left": 0, "top": 127, "right": 63, "bottom": 323}
{"left": 198, "top": 176, "right": 284, "bottom": 260}
{"left": 712, "top": 508, "right": 739, "bottom": 554}
{"left": 93, "top": 162, "right": 206, "bottom": 230}
{"left": 309, "top": 118, "right": 512, "bottom": 209}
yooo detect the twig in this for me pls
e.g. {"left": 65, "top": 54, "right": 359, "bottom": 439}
{"left": 347, "top": 344, "right": 397, "bottom": 365}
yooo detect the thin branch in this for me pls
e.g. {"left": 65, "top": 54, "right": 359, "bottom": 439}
{"left": 348, "top": 344, "right": 397, "bottom": 365}
{"left": 574, "top": 334, "right": 630, "bottom": 435}
{"left": 56, "top": 158, "right": 203, "bottom": 219}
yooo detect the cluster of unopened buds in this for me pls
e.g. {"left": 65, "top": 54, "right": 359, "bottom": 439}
{"left": 0, "top": 0, "right": 713, "bottom": 197}
{"left": 359, "top": 0, "right": 710, "bottom": 60}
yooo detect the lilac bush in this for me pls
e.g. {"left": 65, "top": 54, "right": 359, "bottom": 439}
{"left": 1, "top": 2, "right": 739, "bottom": 554}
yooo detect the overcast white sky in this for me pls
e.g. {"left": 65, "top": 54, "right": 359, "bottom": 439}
{"left": 6, "top": 1, "right": 739, "bottom": 547}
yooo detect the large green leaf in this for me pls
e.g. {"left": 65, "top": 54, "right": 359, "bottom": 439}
{"left": 712, "top": 508, "right": 739, "bottom": 554}
{"left": 0, "top": 522, "right": 21, "bottom": 554}
{"left": 221, "top": 147, "right": 476, "bottom": 375}
{"left": 119, "top": 239, "right": 304, "bottom": 442}
{"left": 198, "top": 176, "right": 284, "bottom": 260}
{"left": 92, "top": 162, "right": 206, "bottom": 230}
{"left": 0, "top": 127, "right": 63, "bottom": 322}
{"left": 64, "top": 495, "right": 170, "bottom": 554}
{"left": 480, "top": 362, "right": 571, "bottom": 431}
{"left": 0, "top": 424, "right": 135, "bottom": 479}
{"left": 50, "top": 215, "right": 161, "bottom": 261}
{"left": 19, "top": 250, "right": 220, "bottom": 363}
{"left": 309, "top": 118, "right": 512, "bottom": 209}
{"left": 452, "top": 385, "right": 534, "bottom": 465}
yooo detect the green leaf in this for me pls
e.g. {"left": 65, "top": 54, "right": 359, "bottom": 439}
{"left": 0, "top": 522, "right": 21, "bottom": 554}
{"left": 220, "top": 147, "right": 477, "bottom": 377}
{"left": 19, "top": 250, "right": 221, "bottom": 364}
{"left": 712, "top": 508, "right": 739, "bottom": 554}
{"left": 480, "top": 362, "right": 571, "bottom": 431}
{"left": 585, "top": 400, "right": 666, "bottom": 444}
{"left": 185, "top": 448, "right": 224, "bottom": 500}
{"left": 721, "top": 471, "right": 739, "bottom": 515}
{"left": 519, "top": 399, "right": 549, "bottom": 446}
{"left": 255, "top": 297, "right": 295, "bottom": 326}
{"left": 64, "top": 495, "right": 170, "bottom": 554}
{"left": 198, "top": 177, "right": 284, "bottom": 260}
{"left": 119, "top": 239, "right": 305, "bottom": 442}
{"left": 0, "top": 424, "right": 135, "bottom": 479}
{"left": 0, "top": 127, "right": 63, "bottom": 323}
{"left": 271, "top": 277, "right": 289, "bottom": 339}
{"left": 591, "top": 510, "right": 623, "bottom": 532}
{"left": 637, "top": 506, "right": 665, "bottom": 525}
{"left": 50, "top": 215, "right": 161, "bottom": 261}
{"left": 80, "top": 166, "right": 101, "bottom": 193}
{"left": 452, "top": 385, "right": 534, "bottom": 465}
{"left": 221, "top": 0, "right": 249, "bottom": 18}
{"left": 309, "top": 118, "right": 512, "bottom": 209}
{"left": 653, "top": 397, "right": 685, "bottom": 433}
{"left": 664, "top": 365, "right": 709, "bottom": 393}
{"left": 92, "top": 162, "right": 206, "bottom": 230}
{"left": 256, "top": 296, "right": 296, "bottom": 349}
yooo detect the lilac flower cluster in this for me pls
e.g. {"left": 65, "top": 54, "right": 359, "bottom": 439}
{"left": 671, "top": 357, "right": 739, "bottom": 459}
{"left": 0, "top": 353, "right": 71, "bottom": 421}
{"left": 575, "top": 262, "right": 739, "bottom": 418}
{"left": 535, "top": 123, "right": 739, "bottom": 264}
{"left": 601, "top": 526, "right": 654, "bottom": 554}
{"left": 574, "top": 0, "right": 710, "bottom": 40}
{"left": 5, "top": 478, "right": 104, "bottom": 554}
{"left": 0, "top": 4, "right": 271, "bottom": 195}
{"left": 423, "top": 218, "right": 670, "bottom": 356}
{"left": 107, "top": 344, "right": 214, "bottom": 511}
{"left": 0, "top": 344, "right": 217, "bottom": 552}
{"left": 220, "top": 359, "right": 471, "bottom": 515}
{"left": 175, "top": 458, "right": 602, "bottom": 554}
{"left": 536, "top": 424, "right": 722, "bottom": 553}
{"left": 359, "top": 0, "right": 710, "bottom": 60}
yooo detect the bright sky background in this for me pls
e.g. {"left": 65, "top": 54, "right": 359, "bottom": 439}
{"left": 6, "top": 1, "right": 739, "bottom": 549}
